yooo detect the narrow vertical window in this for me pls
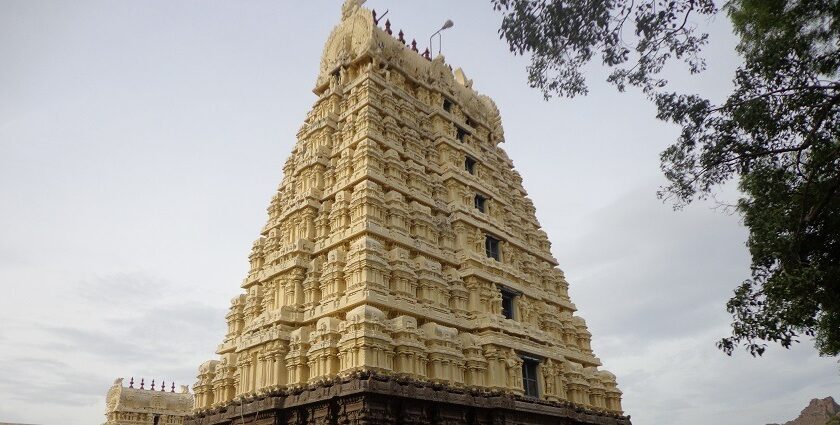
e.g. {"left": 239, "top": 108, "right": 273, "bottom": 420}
{"left": 500, "top": 288, "right": 516, "bottom": 319}
{"left": 474, "top": 194, "right": 487, "bottom": 213}
{"left": 465, "top": 156, "right": 476, "bottom": 174}
{"left": 522, "top": 357, "right": 540, "bottom": 397}
{"left": 485, "top": 235, "right": 500, "bottom": 260}
{"left": 443, "top": 98, "right": 453, "bottom": 112}
{"left": 456, "top": 127, "right": 468, "bottom": 142}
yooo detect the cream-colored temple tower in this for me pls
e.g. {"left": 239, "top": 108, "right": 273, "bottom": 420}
{"left": 190, "top": 2, "right": 628, "bottom": 424}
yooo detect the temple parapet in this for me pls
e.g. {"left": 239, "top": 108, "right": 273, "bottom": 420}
{"left": 104, "top": 377, "right": 192, "bottom": 425}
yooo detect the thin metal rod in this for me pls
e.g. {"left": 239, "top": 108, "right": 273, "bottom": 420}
{"left": 374, "top": 9, "right": 388, "bottom": 24}
{"left": 429, "top": 30, "right": 442, "bottom": 58}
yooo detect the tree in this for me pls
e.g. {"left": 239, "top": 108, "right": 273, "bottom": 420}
{"left": 493, "top": 0, "right": 840, "bottom": 356}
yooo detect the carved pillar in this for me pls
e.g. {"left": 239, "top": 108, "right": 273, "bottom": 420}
{"left": 464, "top": 277, "right": 481, "bottom": 312}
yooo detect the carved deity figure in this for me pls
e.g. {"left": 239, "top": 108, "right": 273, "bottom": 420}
{"left": 542, "top": 359, "right": 557, "bottom": 395}
{"left": 489, "top": 287, "right": 502, "bottom": 315}
{"left": 505, "top": 349, "right": 524, "bottom": 390}
{"left": 473, "top": 227, "right": 483, "bottom": 253}
{"left": 518, "top": 296, "right": 533, "bottom": 324}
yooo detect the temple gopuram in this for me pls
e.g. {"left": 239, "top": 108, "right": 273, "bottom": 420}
{"left": 187, "top": 1, "right": 630, "bottom": 424}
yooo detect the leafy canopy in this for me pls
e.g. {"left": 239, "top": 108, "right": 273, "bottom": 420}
{"left": 494, "top": 0, "right": 840, "bottom": 356}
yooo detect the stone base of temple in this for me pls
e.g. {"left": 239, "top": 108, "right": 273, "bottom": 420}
{"left": 185, "top": 372, "right": 631, "bottom": 425}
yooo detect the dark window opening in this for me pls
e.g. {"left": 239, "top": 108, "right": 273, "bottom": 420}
{"left": 466, "top": 117, "right": 476, "bottom": 128}
{"left": 443, "top": 98, "right": 453, "bottom": 112}
{"left": 500, "top": 288, "right": 516, "bottom": 319}
{"left": 465, "top": 156, "right": 476, "bottom": 174}
{"left": 485, "top": 235, "right": 500, "bottom": 261}
{"left": 153, "top": 415, "right": 161, "bottom": 425}
{"left": 522, "top": 357, "right": 540, "bottom": 397}
{"left": 474, "top": 194, "right": 487, "bottom": 213}
{"left": 456, "top": 127, "right": 468, "bottom": 142}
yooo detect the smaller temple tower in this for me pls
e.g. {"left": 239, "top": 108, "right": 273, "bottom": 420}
{"left": 103, "top": 377, "right": 193, "bottom": 425}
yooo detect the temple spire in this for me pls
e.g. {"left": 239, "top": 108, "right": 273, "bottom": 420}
{"left": 340, "top": 0, "right": 366, "bottom": 21}
{"left": 189, "top": 5, "right": 626, "bottom": 423}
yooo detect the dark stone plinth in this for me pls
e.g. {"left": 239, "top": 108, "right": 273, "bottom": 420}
{"left": 186, "top": 372, "right": 631, "bottom": 425}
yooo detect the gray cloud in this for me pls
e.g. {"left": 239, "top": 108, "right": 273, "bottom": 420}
{"left": 554, "top": 184, "right": 839, "bottom": 424}
{"left": 0, "top": 356, "right": 109, "bottom": 406}
{"left": 0, "top": 272, "right": 224, "bottom": 420}
{"left": 559, "top": 183, "right": 751, "bottom": 340}
{"left": 74, "top": 272, "right": 171, "bottom": 306}
{"left": 42, "top": 326, "right": 160, "bottom": 364}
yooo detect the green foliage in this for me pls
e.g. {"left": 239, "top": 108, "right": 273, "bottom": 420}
{"left": 658, "top": 0, "right": 840, "bottom": 357}
{"left": 492, "top": 0, "right": 716, "bottom": 98}
{"left": 495, "top": 0, "right": 840, "bottom": 356}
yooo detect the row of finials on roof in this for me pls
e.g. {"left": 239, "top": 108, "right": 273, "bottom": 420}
{"left": 372, "top": 9, "right": 434, "bottom": 60}
{"left": 127, "top": 377, "right": 177, "bottom": 393}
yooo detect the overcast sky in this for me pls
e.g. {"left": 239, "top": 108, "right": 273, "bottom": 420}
{"left": 1, "top": 1, "right": 837, "bottom": 424}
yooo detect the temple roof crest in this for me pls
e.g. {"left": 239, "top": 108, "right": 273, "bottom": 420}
{"left": 341, "top": 0, "right": 366, "bottom": 21}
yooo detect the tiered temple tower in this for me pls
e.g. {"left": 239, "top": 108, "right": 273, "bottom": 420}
{"left": 188, "top": 2, "right": 629, "bottom": 424}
